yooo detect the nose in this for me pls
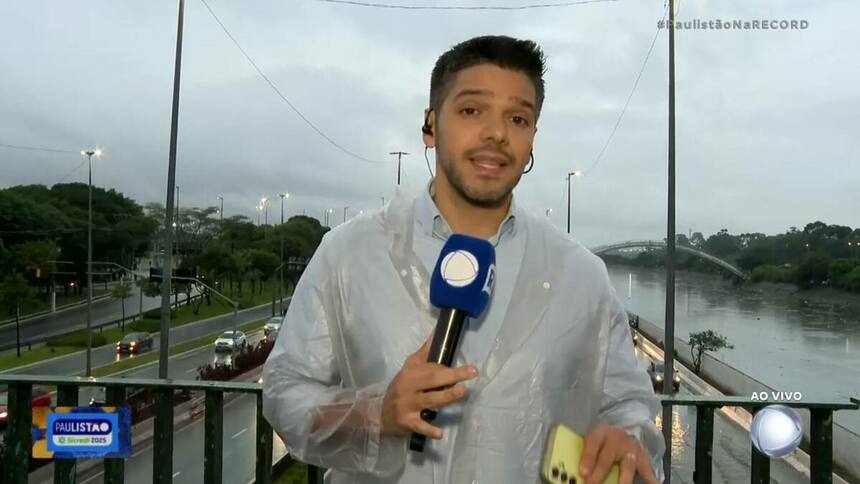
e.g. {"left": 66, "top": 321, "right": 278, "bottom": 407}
{"left": 479, "top": 114, "right": 509, "bottom": 146}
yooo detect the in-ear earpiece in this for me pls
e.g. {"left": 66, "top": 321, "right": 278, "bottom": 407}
{"left": 422, "top": 109, "right": 433, "bottom": 136}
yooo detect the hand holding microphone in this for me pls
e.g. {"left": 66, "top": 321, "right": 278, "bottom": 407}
{"left": 389, "top": 234, "right": 496, "bottom": 452}
{"left": 380, "top": 333, "right": 479, "bottom": 441}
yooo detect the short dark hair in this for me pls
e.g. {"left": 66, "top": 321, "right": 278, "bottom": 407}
{"left": 429, "top": 35, "right": 547, "bottom": 119}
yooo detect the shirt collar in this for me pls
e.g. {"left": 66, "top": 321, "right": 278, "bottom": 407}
{"left": 416, "top": 179, "right": 518, "bottom": 245}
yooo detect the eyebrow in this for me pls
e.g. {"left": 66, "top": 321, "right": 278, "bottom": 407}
{"left": 453, "top": 89, "right": 536, "bottom": 114}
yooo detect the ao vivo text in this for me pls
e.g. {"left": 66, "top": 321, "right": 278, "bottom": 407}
{"left": 749, "top": 391, "right": 803, "bottom": 402}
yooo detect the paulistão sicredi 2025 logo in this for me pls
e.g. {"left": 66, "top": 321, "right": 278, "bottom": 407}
{"left": 35, "top": 407, "right": 131, "bottom": 459}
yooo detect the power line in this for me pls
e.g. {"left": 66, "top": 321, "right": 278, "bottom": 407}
{"left": 199, "top": 0, "right": 389, "bottom": 164}
{"left": 312, "top": 0, "right": 618, "bottom": 10}
{"left": 54, "top": 160, "right": 88, "bottom": 185}
{"left": 582, "top": 6, "right": 667, "bottom": 176}
{"left": 0, "top": 142, "right": 79, "bottom": 155}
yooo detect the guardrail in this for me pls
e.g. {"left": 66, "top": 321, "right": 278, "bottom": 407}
{"left": 1, "top": 374, "right": 856, "bottom": 483}
{"left": 0, "top": 374, "right": 322, "bottom": 483}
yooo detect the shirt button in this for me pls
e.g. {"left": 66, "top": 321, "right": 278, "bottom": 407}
{"left": 543, "top": 281, "right": 551, "bottom": 289}
{"left": 400, "top": 269, "right": 408, "bottom": 277}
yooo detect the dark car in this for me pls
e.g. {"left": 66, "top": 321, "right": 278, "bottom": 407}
{"left": 0, "top": 385, "right": 51, "bottom": 430}
{"left": 648, "top": 361, "right": 681, "bottom": 392}
{"left": 116, "top": 332, "right": 154, "bottom": 355}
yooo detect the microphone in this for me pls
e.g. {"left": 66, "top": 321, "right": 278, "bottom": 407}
{"left": 409, "top": 234, "right": 496, "bottom": 452}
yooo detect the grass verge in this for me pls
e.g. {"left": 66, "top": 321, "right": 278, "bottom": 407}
{"left": 274, "top": 464, "right": 308, "bottom": 484}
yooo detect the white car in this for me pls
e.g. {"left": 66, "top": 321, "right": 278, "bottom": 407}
{"left": 264, "top": 316, "right": 283, "bottom": 341}
{"left": 214, "top": 330, "right": 247, "bottom": 352}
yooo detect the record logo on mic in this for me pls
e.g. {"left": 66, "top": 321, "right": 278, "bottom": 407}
{"left": 440, "top": 250, "right": 480, "bottom": 287}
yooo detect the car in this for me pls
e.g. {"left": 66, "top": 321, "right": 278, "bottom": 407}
{"left": 0, "top": 385, "right": 52, "bottom": 430}
{"left": 214, "top": 330, "right": 247, "bottom": 352}
{"left": 264, "top": 316, "right": 283, "bottom": 341}
{"left": 116, "top": 332, "right": 154, "bottom": 355}
{"left": 648, "top": 361, "right": 681, "bottom": 392}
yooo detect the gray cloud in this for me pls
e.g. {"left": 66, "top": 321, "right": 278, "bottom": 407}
{"left": 1, "top": 0, "right": 857, "bottom": 248}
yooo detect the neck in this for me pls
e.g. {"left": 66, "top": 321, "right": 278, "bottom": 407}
{"left": 432, "top": 177, "right": 511, "bottom": 240}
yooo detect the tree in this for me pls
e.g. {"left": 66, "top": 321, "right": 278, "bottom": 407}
{"left": 111, "top": 280, "right": 133, "bottom": 332}
{"left": 688, "top": 330, "right": 734, "bottom": 374}
{"left": 0, "top": 273, "right": 38, "bottom": 357}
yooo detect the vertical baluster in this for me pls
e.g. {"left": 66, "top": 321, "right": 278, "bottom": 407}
{"left": 693, "top": 406, "right": 714, "bottom": 484}
{"left": 204, "top": 390, "right": 224, "bottom": 484}
{"left": 255, "top": 393, "right": 273, "bottom": 484}
{"left": 54, "top": 384, "right": 80, "bottom": 484}
{"left": 750, "top": 407, "right": 770, "bottom": 484}
{"left": 4, "top": 382, "right": 33, "bottom": 484}
{"left": 104, "top": 385, "right": 127, "bottom": 484}
{"left": 152, "top": 388, "right": 174, "bottom": 483}
{"left": 810, "top": 409, "right": 833, "bottom": 484}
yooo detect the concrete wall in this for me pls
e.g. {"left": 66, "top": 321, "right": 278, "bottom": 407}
{"left": 634, "top": 315, "right": 860, "bottom": 483}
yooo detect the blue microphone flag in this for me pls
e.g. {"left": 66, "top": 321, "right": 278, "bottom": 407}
{"left": 429, "top": 234, "right": 496, "bottom": 318}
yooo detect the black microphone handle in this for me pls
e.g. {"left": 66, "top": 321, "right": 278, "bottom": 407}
{"left": 409, "top": 307, "right": 468, "bottom": 452}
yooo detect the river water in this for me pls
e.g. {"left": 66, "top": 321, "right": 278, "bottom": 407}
{"left": 606, "top": 264, "right": 860, "bottom": 435}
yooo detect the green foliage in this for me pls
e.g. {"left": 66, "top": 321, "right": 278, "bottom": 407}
{"left": 0, "top": 273, "right": 38, "bottom": 317}
{"left": 750, "top": 265, "right": 796, "bottom": 284}
{"left": 130, "top": 319, "right": 161, "bottom": 333}
{"left": 688, "top": 330, "right": 734, "bottom": 374}
{"left": 111, "top": 281, "right": 133, "bottom": 300}
{"left": 46, "top": 330, "right": 107, "bottom": 348}
{"left": 796, "top": 252, "right": 831, "bottom": 288}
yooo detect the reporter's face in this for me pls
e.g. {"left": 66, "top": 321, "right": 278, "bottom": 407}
{"left": 424, "top": 64, "right": 538, "bottom": 208}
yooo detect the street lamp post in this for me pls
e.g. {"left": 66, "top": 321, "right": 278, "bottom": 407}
{"left": 566, "top": 171, "right": 582, "bottom": 234}
{"left": 80, "top": 148, "right": 102, "bottom": 377}
{"left": 278, "top": 193, "right": 289, "bottom": 315}
{"left": 545, "top": 208, "right": 552, "bottom": 218}
{"left": 218, "top": 195, "right": 224, "bottom": 224}
{"left": 343, "top": 206, "right": 349, "bottom": 224}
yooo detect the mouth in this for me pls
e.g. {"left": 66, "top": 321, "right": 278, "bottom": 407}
{"left": 469, "top": 153, "right": 509, "bottom": 176}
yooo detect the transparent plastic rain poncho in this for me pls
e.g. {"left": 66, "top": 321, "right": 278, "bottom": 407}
{"left": 263, "top": 187, "right": 665, "bottom": 484}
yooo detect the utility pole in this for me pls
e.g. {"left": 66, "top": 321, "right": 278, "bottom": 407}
{"left": 218, "top": 195, "right": 224, "bottom": 223}
{"left": 380, "top": 197, "right": 385, "bottom": 207}
{"left": 343, "top": 206, "right": 349, "bottom": 224}
{"left": 662, "top": 0, "right": 678, "bottom": 481}
{"left": 80, "top": 148, "right": 102, "bottom": 376}
{"left": 389, "top": 151, "right": 409, "bottom": 185}
{"left": 155, "top": 1, "right": 185, "bottom": 481}
{"left": 278, "top": 193, "right": 289, "bottom": 315}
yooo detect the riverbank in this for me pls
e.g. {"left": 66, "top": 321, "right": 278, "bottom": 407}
{"left": 744, "top": 280, "right": 860, "bottom": 312}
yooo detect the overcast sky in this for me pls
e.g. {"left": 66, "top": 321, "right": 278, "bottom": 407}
{"left": 1, "top": 0, "right": 857, "bottom": 247}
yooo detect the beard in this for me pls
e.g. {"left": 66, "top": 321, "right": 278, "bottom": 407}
{"left": 437, "top": 149, "right": 523, "bottom": 209}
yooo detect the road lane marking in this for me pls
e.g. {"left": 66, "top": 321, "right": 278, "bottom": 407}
{"left": 173, "top": 471, "right": 182, "bottom": 478}
{"left": 232, "top": 428, "right": 247, "bottom": 439}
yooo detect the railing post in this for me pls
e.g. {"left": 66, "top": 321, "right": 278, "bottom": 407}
{"left": 810, "top": 409, "right": 833, "bottom": 484}
{"left": 4, "top": 382, "right": 32, "bottom": 484}
{"left": 153, "top": 388, "right": 174, "bottom": 483}
{"left": 693, "top": 406, "right": 714, "bottom": 484}
{"left": 104, "top": 385, "right": 127, "bottom": 484}
{"left": 204, "top": 390, "right": 224, "bottom": 484}
{"left": 307, "top": 465, "right": 326, "bottom": 484}
{"left": 255, "top": 393, "right": 273, "bottom": 484}
{"left": 750, "top": 407, "right": 770, "bottom": 484}
{"left": 54, "top": 384, "right": 80, "bottom": 484}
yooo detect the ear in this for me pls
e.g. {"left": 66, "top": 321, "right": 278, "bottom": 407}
{"left": 422, "top": 107, "right": 436, "bottom": 148}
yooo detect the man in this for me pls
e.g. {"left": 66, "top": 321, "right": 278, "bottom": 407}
{"left": 263, "top": 35, "right": 665, "bottom": 484}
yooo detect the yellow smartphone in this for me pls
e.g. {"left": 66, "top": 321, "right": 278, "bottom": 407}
{"left": 541, "top": 423, "right": 620, "bottom": 484}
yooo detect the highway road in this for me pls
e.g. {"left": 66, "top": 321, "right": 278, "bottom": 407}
{"left": 2, "top": 299, "right": 285, "bottom": 376}
{"left": 31, "top": 330, "right": 287, "bottom": 484}
{"left": 0, "top": 286, "right": 165, "bottom": 352}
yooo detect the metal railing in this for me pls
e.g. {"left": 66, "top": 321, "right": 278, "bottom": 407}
{"left": 1, "top": 374, "right": 857, "bottom": 483}
{"left": 0, "top": 374, "right": 292, "bottom": 484}
{"left": 661, "top": 395, "right": 858, "bottom": 484}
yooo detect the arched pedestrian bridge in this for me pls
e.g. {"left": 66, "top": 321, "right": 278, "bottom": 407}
{"left": 590, "top": 240, "right": 749, "bottom": 281}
